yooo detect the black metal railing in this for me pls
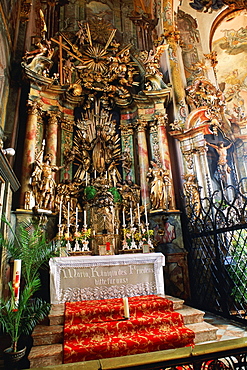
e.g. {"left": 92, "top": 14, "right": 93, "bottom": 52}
{"left": 183, "top": 180, "right": 247, "bottom": 322}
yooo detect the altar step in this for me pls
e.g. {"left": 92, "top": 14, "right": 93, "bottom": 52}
{"left": 28, "top": 297, "right": 218, "bottom": 368}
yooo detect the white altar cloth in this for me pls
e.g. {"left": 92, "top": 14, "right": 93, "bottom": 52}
{"left": 49, "top": 253, "right": 165, "bottom": 304}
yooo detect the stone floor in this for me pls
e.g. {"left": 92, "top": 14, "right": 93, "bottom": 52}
{"left": 203, "top": 312, "right": 247, "bottom": 342}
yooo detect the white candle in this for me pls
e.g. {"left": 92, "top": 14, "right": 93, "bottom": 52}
{"left": 144, "top": 202, "right": 148, "bottom": 224}
{"left": 122, "top": 209, "right": 126, "bottom": 226}
{"left": 75, "top": 206, "right": 78, "bottom": 226}
{"left": 130, "top": 207, "right": 133, "bottom": 225}
{"left": 137, "top": 203, "right": 140, "bottom": 224}
{"left": 13, "top": 259, "right": 21, "bottom": 306}
{"left": 85, "top": 172, "right": 88, "bottom": 186}
{"left": 59, "top": 201, "right": 62, "bottom": 224}
{"left": 123, "top": 297, "right": 130, "bottom": 319}
{"left": 84, "top": 210, "right": 87, "bottom": 227}
{"left": 94, "top": 170, "right": 97, "bottom": 179}
{"left": 112, "top": 207, "right": 115, "bottom": 233}
{"left": 105, "top": 171, "right": 108, "bottom": 179}
{"left": 67, "top": 202, "right": 70, "bottom": 228}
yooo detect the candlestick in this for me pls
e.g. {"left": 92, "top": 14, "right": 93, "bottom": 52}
{"left": 13, "top": 259, "right": 21, "bottom": 307}
{"left": 67, "top": 202, "right": 70, "bottom": 228}
{"left": 75, "top": 207, "right": 78, "bottom": 226}
{"left": 122, "top": 209, "right": 126, "bottom": 227}
{"left": 144, "top": 202, "right": 148, "bottom": 225}
{"left": 137, "top": 203, "right": 140, "bottom": 224}
{"left": 59, "top": 201, "right": 62, "bottom": 225}
{"left": 84, "top": 209, "right": 87, "bottom": 227}
{"left": 123, "top": 297, "right": 130, "bottom": 319}
{"left": 112, "top": 207, "right": 115, "bottom": 233}
{"left": 130, "top": 207, "right": 133, "bottom": 225}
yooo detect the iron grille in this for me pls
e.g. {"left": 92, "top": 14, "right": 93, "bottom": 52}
{"left": 183, "top": 179, "right": 247, "bottom": 322}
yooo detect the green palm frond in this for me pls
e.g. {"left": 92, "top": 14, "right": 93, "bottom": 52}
{"left": 1, "top": 216, "right": 58, "bottom": 285}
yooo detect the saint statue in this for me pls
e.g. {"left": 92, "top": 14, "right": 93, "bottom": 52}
{"left": 31, "top": 151, "right": 62, "bottom": 210}
{"left": 183, "top": 174, "right": 201, "bottom": 217}
{"left": 147, "top": 161, "right": 171, "bottom": 210}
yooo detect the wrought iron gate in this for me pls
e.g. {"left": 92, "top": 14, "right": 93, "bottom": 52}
{"left": 183, "top": 178, "right": 247, "bottom": 323}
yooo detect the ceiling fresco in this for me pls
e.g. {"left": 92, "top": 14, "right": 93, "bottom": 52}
{"left": 212, "top": 10, "right": 247, "bottom": 123}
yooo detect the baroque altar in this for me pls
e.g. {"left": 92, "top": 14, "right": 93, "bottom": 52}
{"left": 18, "top": 11, "right": 178, "bottom": 258}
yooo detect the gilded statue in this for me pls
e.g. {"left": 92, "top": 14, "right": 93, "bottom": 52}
{"left": 147, "top": 161, "right": 171, "bottom": 210}
{"left": 183, "top": 174, "right": 201, "bottom": 217}
{"left": 31, "top": 151, "right": 62, "bottom": 210}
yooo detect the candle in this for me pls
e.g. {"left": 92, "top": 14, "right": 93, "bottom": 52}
{"left": 59, "top": 201, "right": 62, "bottom": 225}
{"left": 84, "top": 210, "right": 87, "bottom": 227}
{"left": 144, "top": 202, "right": 148, "bottom": 224}
{"left": 105, "top": 170, "right": 108, "bottom": 179}
{"left": 112, "top": 207, "right": 115, "bottom": 233}
{"left": 122, "top": 209, "right": 126, "bottom": 226}
{"left": 85, "top": 172, "right": 88, "bottom": 186}
{"left": 123, "top": 297, "right": 130, "bottom": 319}
{"left": 94, "top": 170, "right": 97, "bottom": 179}
{"left": 13, "top": 259, "right": 21, "bottom": 306}
{"left": 75, "top": 206, "right": 78, "bottom": 226}
{"left": 137, "top": 203, "right": 140, "bottom": 224}
{"left": 130, "top": 207, "right": 133, "bottom": 225}
{"left": 67, "top": 202, "right": 70, "bottom": 228}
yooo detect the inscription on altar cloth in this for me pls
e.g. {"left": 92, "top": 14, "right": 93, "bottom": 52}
{"left": 49, "top": 254, "right": 165, "bottom": 304}
{"left": 61, "top": 264, "right": 154, "bottom": 286}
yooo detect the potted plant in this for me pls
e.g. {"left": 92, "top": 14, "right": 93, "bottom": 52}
{"left": 0, "top": 217, "right": 57, "bottom": 364}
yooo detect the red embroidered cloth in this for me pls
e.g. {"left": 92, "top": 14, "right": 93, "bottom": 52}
{"left": 63, "top": 295, "right": 195, "bottom": 363}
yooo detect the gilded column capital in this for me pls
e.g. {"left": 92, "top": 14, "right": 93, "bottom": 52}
{"left": 182, "top": 149, "right": 194, "bottom": 170}
{"left": 198, "top": 146, "right": 207, "bottom": 155}
{"left": 27, "top": 100, "right": 43, "bottom": 116}
{"left": 149, "top": 120, "right": 158, "bottom": 133}
{"left": 47, "top": 111, "right": 59, "bottom": 125}
{"left": 119, "top": 124, "right": 134, "bottom": 136}
{"left": 155, "top": 112, "right": 168, "bottom": 127}
{"left": 135, "top": 119, "right": 148, "bottom": 132}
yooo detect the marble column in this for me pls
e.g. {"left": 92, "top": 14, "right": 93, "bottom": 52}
{"left": 46, "top": 111, "right": 59, "bottom": 165}
{"left": 156, "top": 113, "right": 175, "bottom": 209}
{"left": 136, "top": 119, "right": 150, "bottom": 206}
{"left": 20, "top": 101, "right": 42, "bottom": 208}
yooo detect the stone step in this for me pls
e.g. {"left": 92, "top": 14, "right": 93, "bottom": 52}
{"left": 49, "top": 303, "right": 65, "bottom": 326}
{"left": 32, "top": 325, "right": 63, "bottom": 346}
{"left": 176, "top": 305, "right": 205, "bottom": 325}
{"left": 29, "top": 344, "right": 63, "bottom": 368}
{"left": 164, "top": 295, "right": 184, "bottom": 310}
{"left": 186, "top": 321, "right": 218, "bottom": 344}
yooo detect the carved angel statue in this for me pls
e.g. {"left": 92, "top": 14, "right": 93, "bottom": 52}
{"left": 147, "top": 161, "right": 171, "bottom": 210}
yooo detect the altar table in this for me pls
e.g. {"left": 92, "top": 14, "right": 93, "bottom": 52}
{"left": 49, "top": 253, "right": 165, "bottom": 304}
